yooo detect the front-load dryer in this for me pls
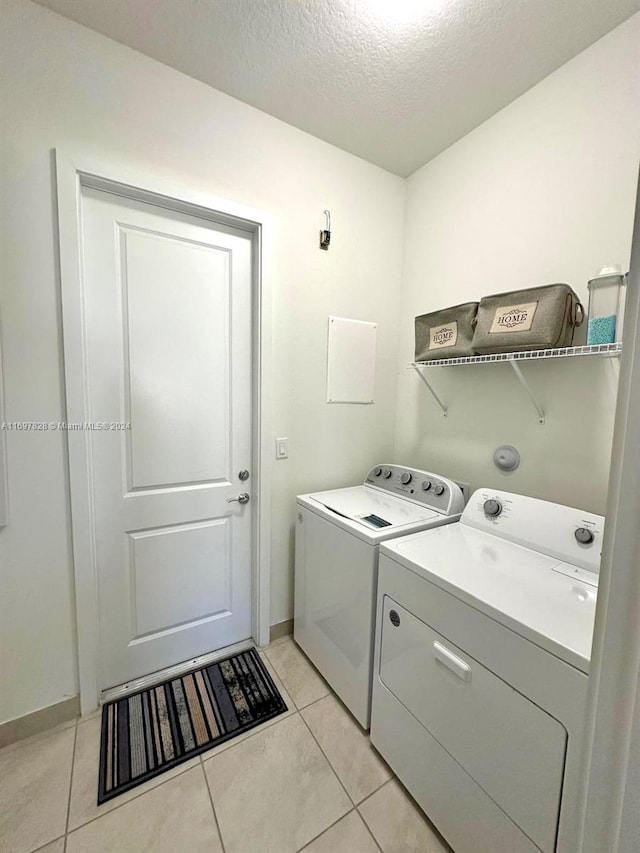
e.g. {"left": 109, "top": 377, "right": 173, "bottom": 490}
{"left": 294, "top": 464, "right": 465, "bottom": 728}
{"left": 371, "top": 488, "right": 604, "bottom": 853}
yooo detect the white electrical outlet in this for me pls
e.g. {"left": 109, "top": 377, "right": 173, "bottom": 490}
{"left": 275, "top": 437, "right": 289, "bottom": 459}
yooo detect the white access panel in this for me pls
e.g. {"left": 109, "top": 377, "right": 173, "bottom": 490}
{"left": 326, "top": 316, "right": 377, "bottom": 403}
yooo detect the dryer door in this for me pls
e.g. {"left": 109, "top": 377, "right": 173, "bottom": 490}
{"left": 380, "top": 596, "right": 567, "bottom": 853}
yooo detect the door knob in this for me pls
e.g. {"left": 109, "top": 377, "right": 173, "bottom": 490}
{"left": 227, "top": 492, "right": 250, "bottom": 504}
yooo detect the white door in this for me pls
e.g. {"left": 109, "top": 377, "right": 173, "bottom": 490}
{"left": 80, "top": 186, "right": 253, "bottom": 690}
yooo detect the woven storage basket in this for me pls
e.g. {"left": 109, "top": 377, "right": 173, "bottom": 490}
{"left": 414, "top": 301, "right": 479, "bottom": 361}
{"left": 472, "top": 284, "right": 584, "bottom": 354}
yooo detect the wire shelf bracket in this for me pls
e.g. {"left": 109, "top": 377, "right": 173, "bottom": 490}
{"left": 412, "top": 366, "right": 448, "bottom": 417}
{"left": 509, "top": 360, "right": 545, "bottom": 424}
{"left": 410, "top": 343, "right": 623, "bottom": 425}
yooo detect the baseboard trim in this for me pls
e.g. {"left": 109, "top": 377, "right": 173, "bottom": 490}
{"left": 270, "top": 618, "right": 294, "bottom": 642}
{"left": 0, "top": 696, "right": 80, "bottom": 749}
{"left": 1, "top": 625, "right": 296, "bottom": 748}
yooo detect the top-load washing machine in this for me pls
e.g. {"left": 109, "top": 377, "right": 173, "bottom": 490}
{"left": 294, "top": 464, "right": 465, "bottom": 728}
{"left": 370, "top": 488, "right": 604, "bottom": 853}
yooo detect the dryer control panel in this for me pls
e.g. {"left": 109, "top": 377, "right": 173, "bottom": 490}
{"left": 365, "top": 465, "right": 465, "bottom": 516}
{"left": 462, "top": 488, "right": 605, "bottom": 575}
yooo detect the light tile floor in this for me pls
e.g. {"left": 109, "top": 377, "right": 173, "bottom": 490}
{"left": 0, "top": 640, "right": 452, "bottom": 853}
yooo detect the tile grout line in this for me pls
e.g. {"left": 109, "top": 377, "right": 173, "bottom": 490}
{"left": 355, "top": 780, "right": 389, "bottom": 853}
{"left": 202, "top": 707, "right": 348, "bottom": 853}
{"left": 197, "top": 676, "right": 295, "bottom": 767}
{"left": 356, "top": 774, "right": 394, "bottom": 807}
{"left": 262, "top": 650, "right": 330, "bottom": 714}
{"left": 294, "top": 807, "right": 358, "bottom": 853}
{"left": 294, "top": 690, "right": 333, "bottom": 714}
{"left": 29, "top": 836, "right": 67, "bottom": 853}
{"left": 62, "top": 719, "right": 79, "bottom": 853}
{"left": 359, "top": 776, "right": 452, "bottom": 853}
{"left": 258, "top": 646, "right": 313, "bottom": 714}
{"left": 0, "top": 717, "right": 79, "bottom": 758}
{"left": 297, "top": 709, "right": 356, "bottom": 807}
{"left": 298, "top": 697, "right": 392, "bottom": 808}
{"left": 263, "top": 639, "right": 385, "bottom": 852}
{"left": 293, "top": 688, "right": 332, "bottom": 713}
{"left": 65, "top": 758, "right": 198, "bottom": 835}
{"left": 355, "top": 796, "right": 387, "bottom": 853}
{"left": 357, "top": 777, "right": 393, "bottom": 810}
{"left": 200, "top": 755, "right": 228, "bottom": 853}
{"left": 357, "top": 810, "right": 386, "bottom": 853}
{"left": 298, "top": 710, "right": 385, "bottom": 853}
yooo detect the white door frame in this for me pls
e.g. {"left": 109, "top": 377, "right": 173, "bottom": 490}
{"left": 55, "top": 149, "right": 273, "bottom": 714}
{"left": 578, "top": 168, "right": 640, "bottom": 851}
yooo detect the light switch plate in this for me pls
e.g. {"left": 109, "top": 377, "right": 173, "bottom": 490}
{"left": 275, "top": 437, "right": 289, "bottom": 459}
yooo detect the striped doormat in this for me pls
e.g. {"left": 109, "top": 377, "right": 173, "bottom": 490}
{"left": 98, "top": 647, "right": 287, "bottom": 804}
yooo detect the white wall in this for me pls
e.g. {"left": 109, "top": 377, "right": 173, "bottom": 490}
{"left": 394, "top": 14, "right": 640, "bottom": 516}
{"left": 0, "top": 0, "right": 405, "bottom": 724}
{"left": 2, "top": 0, "right": 638, "bottom": 728}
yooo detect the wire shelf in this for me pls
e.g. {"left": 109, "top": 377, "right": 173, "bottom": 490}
{"left": 410, "top": 342, "right": 622, "bottom": 368}
{"left": 410, "top": 342, "right": 622, "bottom": 424}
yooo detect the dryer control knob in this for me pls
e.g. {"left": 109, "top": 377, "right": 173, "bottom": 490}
{"left": 400, "top": 472, "right": 412, "bottom": 485}
{"left": 433, "top": 484, "right": 446, "bottom": 496}
{"left": 382, "top": 467, "right": 392, "bottom": 479}
{"left": 484, "top": 499, "right": 502, "bottom": 518}
{"left": 373, "top": 467, "right": 382, "bottom": 477}
{"left": 421, "top": 480, "right": 432, "bottom": 491}
{"left": 575, "top": 527, "right": 594, "bottom": 545}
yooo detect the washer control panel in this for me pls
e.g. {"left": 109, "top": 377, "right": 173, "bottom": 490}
{"left": 483, "top": 499, "right": 503, "bottom": 518}
{"left": 365, "top": 465, "right": 465, "bottom": 516}
{"left": 463, "top": 488, "right": 605, "bottom": 574}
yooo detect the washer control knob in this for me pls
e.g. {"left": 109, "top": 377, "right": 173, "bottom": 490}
{"left": 433, "top": 484, "right": 446, "bottom": 496}
{"left": 421, "top": 480, "right": 432, "bottom": 491}
{"left": 373, "top": 467, "right": 382, "bottom": 477}
{"left": 575, "top": 527, "right": 594, "bottom": 545}
{"left": 484, "top": 499, "right": 502, "bottom": 518}
{"left": 400, "top": 472, "right": 412, "bottom": 485}
{"left": 382, "top": 467, "right": 392, "bottom": 479}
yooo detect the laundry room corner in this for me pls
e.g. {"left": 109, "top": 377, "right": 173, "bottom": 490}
{"left": 3, "top": 2, "right": 640, "bottom": 850}
{"left": 393, "top": 12, "right": 640, "bottom": 516}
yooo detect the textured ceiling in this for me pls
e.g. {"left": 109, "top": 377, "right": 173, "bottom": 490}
{"left": 33, "top": 0, "right": 640, "bottom": 176}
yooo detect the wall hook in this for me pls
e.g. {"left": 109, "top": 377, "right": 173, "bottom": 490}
{"left": 320, "top": 209, "right": 331, "bottom": 250}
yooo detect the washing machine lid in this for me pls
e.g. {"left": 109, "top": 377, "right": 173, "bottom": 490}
{"left": 311, "top": 485, "right": 440, "bottom": 524}
{"left": 300, "top": 485, "right": 442, "bottom": 542}
{"left": 381, "top": 523, "right": 597, "bottom": 673}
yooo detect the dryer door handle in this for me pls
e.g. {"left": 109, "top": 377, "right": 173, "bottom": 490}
{"left": 433, "top": 641, "right": 472, "bottom": 682}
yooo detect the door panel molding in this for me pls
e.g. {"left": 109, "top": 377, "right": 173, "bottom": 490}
{"left": 127, "top": 516, "right": 232, "bottom": 642}
{"left": 119, "top": 224, "right": 232, "bottom": 491}
{"left": 55, "top": 150, "right": 272, "bottom": 714}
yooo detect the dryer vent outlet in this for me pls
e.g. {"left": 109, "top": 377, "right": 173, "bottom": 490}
{"left": 455, "top": 481, "right": 471, "bottom": 503}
